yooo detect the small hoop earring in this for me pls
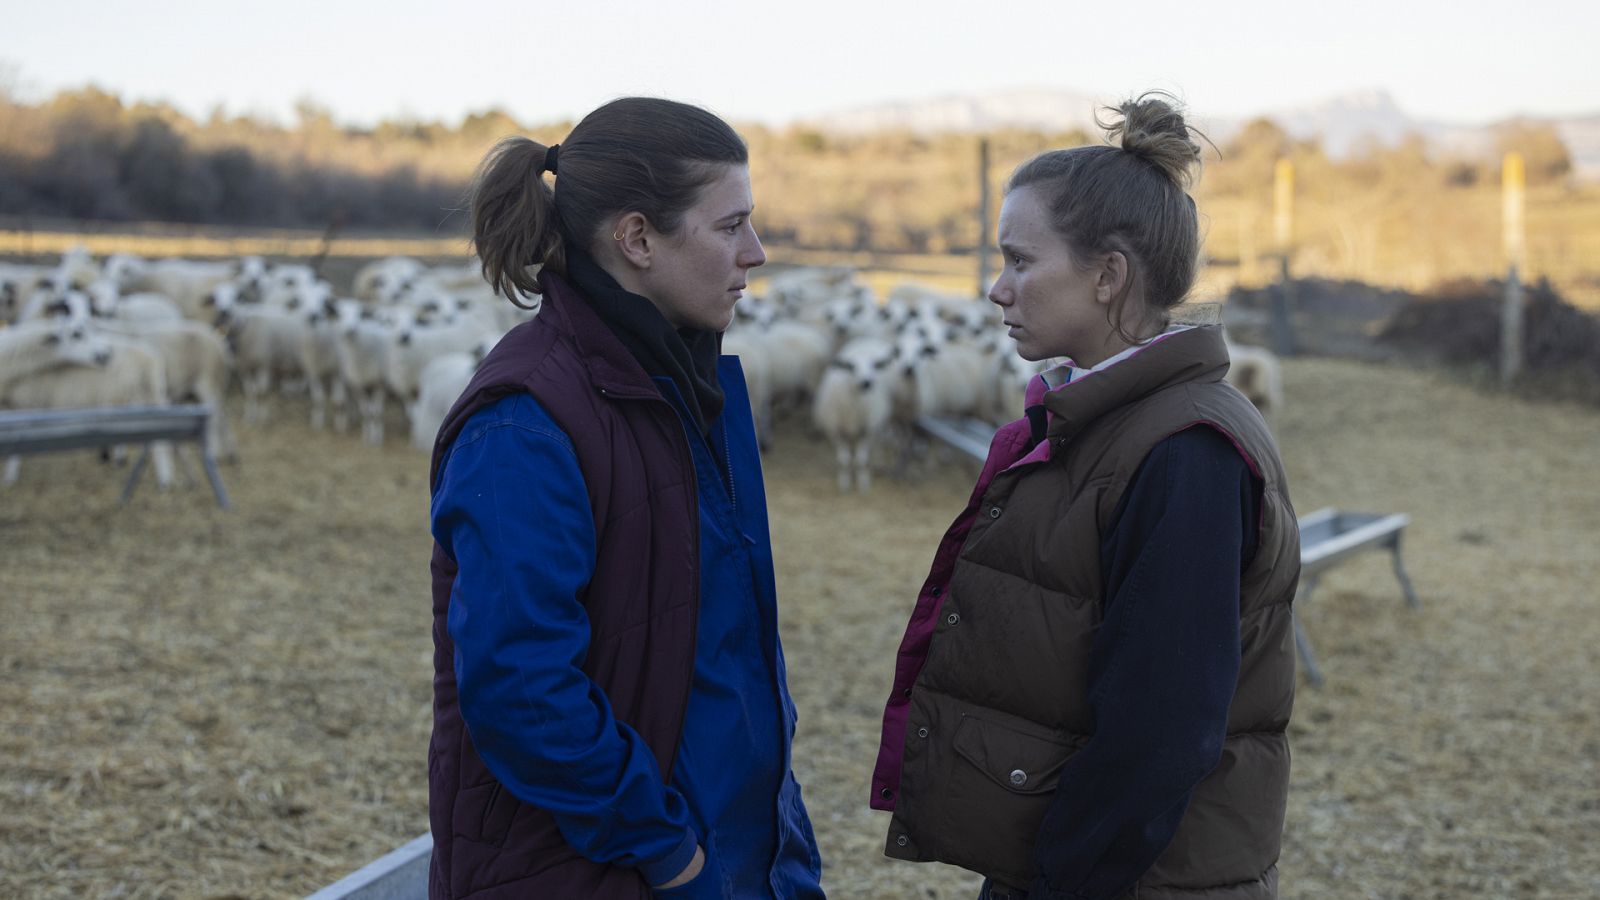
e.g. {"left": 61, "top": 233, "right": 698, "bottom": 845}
{"left": 612, "top": 231, "right": 625, "bottom": 241}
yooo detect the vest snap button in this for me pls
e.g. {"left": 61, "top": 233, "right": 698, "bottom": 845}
{"left": 917, "top": 726, "right": 929, "bottom": 738}
{"left": 1009, "top": 769, "right": 1027, "bottom": 786}
{"left": 946, "top": 613, "right": 960, "bottom": 626}
{"left": 896, "top": 834, "right": 909, "bottom": 847}
{"left": 880, "top": 787, "right": 892, "bottom": 799}
{"left": 988, "top": 506, "right": 1002, "bottom": 519}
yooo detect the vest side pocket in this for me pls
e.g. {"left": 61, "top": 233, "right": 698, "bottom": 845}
{"left": 905, "top": 702, "right": 1081, "bottom": 886}
{"left": 477, "top": 781, "right": 520, "bottom": 847}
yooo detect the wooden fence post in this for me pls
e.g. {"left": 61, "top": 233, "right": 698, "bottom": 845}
{"left": 1270, "top": 158, "right": 1297, "bottom": 356}
{"left": 977, "top": 137, "right": 992, "bottom": 300}
{"left": 1501, "top": 152, "right": 1526, "bottom": 386}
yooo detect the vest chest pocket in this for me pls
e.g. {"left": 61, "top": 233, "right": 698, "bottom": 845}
{"left": 951, "top": 713, "right": 1076, "bottom": 796}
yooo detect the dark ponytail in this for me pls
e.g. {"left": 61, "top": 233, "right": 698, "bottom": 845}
{"left": 471, "top": 137, "right": 560, "bottom": 305}
{"left": 469, "top": 97, "right": 749, "bottom": 304}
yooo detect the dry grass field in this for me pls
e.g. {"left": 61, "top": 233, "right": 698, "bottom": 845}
{"left": 3, "top": 354, "right": 1598, "bottom": 898}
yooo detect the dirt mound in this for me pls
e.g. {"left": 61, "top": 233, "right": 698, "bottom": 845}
{"left": 1223, "top": 278, "right": 1417, "bottom": 361}
{"left": 1377, "top": 278, "right": 1600, "bottom": 378}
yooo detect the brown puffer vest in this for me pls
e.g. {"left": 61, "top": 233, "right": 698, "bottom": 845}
{"left": 885, "top": 326, "right": 1299, "bottom": 898}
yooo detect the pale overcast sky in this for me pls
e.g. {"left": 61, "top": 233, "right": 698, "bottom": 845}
{"left": 2, "top": 0, "right": 1594, "bottom": 127}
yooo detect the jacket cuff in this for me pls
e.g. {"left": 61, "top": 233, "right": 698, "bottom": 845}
{"left": 640, "top": 828, "right": 699, "bottom": 887}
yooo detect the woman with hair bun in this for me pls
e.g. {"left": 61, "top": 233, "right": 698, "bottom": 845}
{"left": 426, "top": 97, "right": 824, "bottom": 899}
{"left": 871, "top": 92, "right": 1300, "bottom": 900}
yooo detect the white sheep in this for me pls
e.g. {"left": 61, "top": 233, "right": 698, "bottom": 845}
{"left": 886, "top": 282, "right": 974, "bottom": 309}
{"left": 385, "top": 312, "right": 501, "bottom": 411}
{"left": 979, "top": 332, "right": 1052, "bottom": 426}
{"left": 764, "top": 266, "right": 867, "bottom": 319}
{"left": 230, "top": 303, "right": 310, "bottom": 425}
{"left": 1222, "top": 335, "right": 1285, "bottom": 423}
{"left": 119, "top": 258, "right": 238, "bottom": 321}
{"left": 422, "top": 259, "right": 493, "bottom": 294}
{"left": 92, "top": 318, "right": 237, "bottom": 462}
{"left": 1, "top": 262, "right": 57, "bottom": 324}
{"left": 720, "top": 330, "right": 775, "bottom": 449}
{"left": 898, "top": 326, "right": 992, "bottom": 423}
{"left": 16, "top": 285, "right": 84, "bottom": 324}
{"left": 354, "top": 256, "right": 428, "bottom": 303}
{"left": 0, "top": 318, "right": 116, "bottom": 394}
{"left": 83, "top": 280, "right": 185, "bottom": 324}
{"left": 337, "top": 308, "right": 409, "bottom": 445}
{"left": 760, "top": 320, "right": 833, "bottom": 411}
{"left": 51, "top": 245, "right": 100, "bottom": 291}
{"left": 302, "top": 292, "right": 361, "bottom": 432}
{"left": 820, "top": 294, "right": 880, "bottom": 346}
{"left": 1, "top": 334, "right": 175, "bottom": 489}
{"left": 811, "top": 337, "right": 899, "bottom": 493}
{"left": 409, "top": 344, "right": 490, "bottom": 451}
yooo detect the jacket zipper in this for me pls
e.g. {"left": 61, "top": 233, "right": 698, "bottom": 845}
{"left": 721, "top": 418, "right": 737, "bottom": 511}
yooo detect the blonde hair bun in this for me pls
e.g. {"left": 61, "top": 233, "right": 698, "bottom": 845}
{"left": 1100, "top": 91, "right": 1204, "bottom": 190}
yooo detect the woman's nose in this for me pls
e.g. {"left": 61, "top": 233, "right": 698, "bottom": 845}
{"left": 742, "top": 229, "right": 767, "bottom": 269}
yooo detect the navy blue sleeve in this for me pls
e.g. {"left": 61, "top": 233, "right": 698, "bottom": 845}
{"left": 430, "top": 394, "right": 699, "bottom": 886}
{"left": 1029, "top": 425, "right": 1260, "bottom": 900}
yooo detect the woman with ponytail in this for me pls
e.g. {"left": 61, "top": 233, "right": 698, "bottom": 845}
{"left": 426, "top": 98, "right": 824, "bottom": 899}
{"left": 872, "top": 93, "right": 1300, "bottom": 900}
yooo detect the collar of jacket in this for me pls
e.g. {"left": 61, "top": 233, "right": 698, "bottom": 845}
{"left": 1042, "top": 325, "right": 1230, "bottom": 445}
{"left": 535, "top": 267, "right": 669, "bottom": 401}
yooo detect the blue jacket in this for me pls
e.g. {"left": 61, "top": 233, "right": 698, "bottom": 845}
{"left": 432, "top": 356, "right": 823, "bottom": 899}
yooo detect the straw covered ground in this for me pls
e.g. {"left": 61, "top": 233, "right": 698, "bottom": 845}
{"left": 2, "top": 355, "right": 1598, "bottom": 899}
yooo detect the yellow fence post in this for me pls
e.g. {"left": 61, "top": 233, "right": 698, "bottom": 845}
{"left": 977, "top": 137, "right": 992, "bottom": 299}
{"left": 1501, "top": 152, "right": 1526, "bottom": 386}
{"left": 1269, "top": 158, "right": 1297, "bottom": 355}
{"left": 1273, "top": 158, "right": 1295, "bottom": 253}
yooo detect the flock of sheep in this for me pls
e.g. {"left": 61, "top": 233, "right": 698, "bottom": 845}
{"left": 733, "top": 267, "right": 1282, "bottom": 492}
{"left": 0, "top": 250, "right": 1282, "bottom": 495}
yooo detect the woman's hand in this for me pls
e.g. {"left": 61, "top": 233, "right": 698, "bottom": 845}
{"left": 653, "top": 845, "right": 705, "bottom": 889}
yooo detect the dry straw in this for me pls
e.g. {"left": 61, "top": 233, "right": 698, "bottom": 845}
{"left": 3, "top": 321, "right": 1598, "bottom": 897}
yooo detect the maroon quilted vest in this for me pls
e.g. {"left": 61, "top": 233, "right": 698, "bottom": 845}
{"left": 426, "top": 271, "right": 700, "bottom": 899}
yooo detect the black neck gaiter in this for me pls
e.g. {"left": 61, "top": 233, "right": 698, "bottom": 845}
{"left": 563, "top": 243, "right": 725, "bottom": 437}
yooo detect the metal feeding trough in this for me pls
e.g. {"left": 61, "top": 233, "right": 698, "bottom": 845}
{"left": 0, "top": 404, "right": 230, "bottom": 507}
{"left": 1293, "top": 508, "right": 1419, "bottom": 687}
{"left": 304, "top": 833, "right": 430, "bottom": 900}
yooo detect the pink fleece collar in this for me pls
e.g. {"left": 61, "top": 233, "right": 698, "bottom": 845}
{"left": 1008, "top": 326, "right": 1196, "bottom": 471}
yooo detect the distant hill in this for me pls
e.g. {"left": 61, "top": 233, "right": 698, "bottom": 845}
{"left": 807, "top": 87, "right": 1105, "bottom": 134}
{"left": 805, "top": 88, "right": 1600, "bottom": 179}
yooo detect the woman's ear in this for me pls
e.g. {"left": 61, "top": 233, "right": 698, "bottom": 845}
{"left": 1096, "top": 251, "right": 1129, "bottom": 305}
{"left": 614, "top": 212, "right": 652, "bottom": 270}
